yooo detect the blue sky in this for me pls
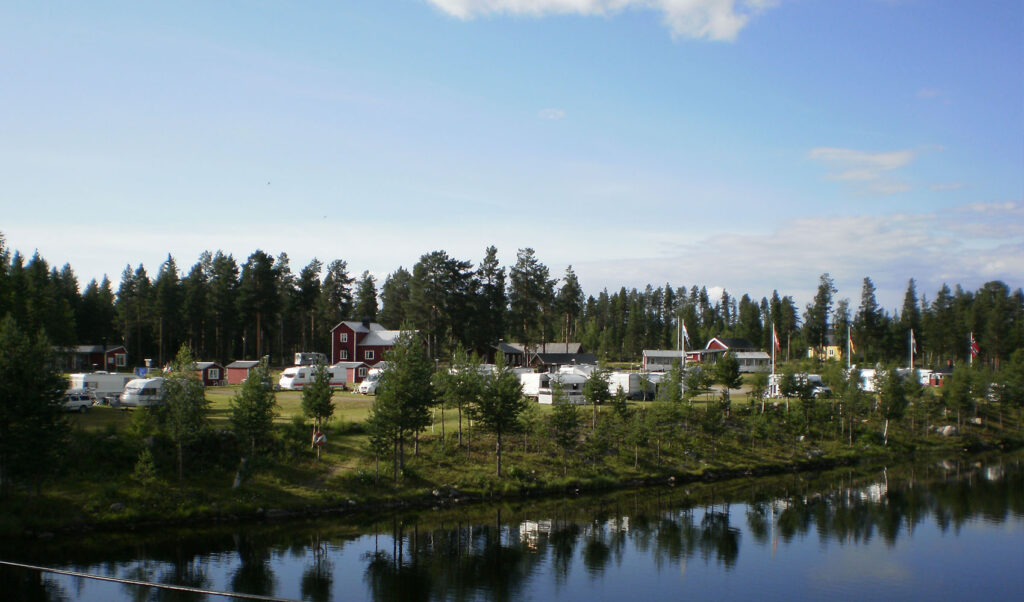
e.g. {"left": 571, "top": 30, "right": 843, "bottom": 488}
{"left": 2, "top": 0, "right": 1021, "bottom": 310}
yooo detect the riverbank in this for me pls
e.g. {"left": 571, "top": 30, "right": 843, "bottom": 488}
{"left": 4, "top": 406, "right": 1020, "bottom": 538}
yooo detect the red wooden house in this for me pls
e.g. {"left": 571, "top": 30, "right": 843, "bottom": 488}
{"left": 195, "top": 362, "right": 226, "bottom": 386}
{"left": 330, "top": 320, "right": 403, "bottom": 366}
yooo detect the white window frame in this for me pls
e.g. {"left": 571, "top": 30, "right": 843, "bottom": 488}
{"left": 340, "top": 333, "right": 349, "bottom": 343}
{"left": 357, "top": 367, "right": 367, "bottom": 377}
{"left": 208, "top": 368, "right": 220, "bottom": 381}
{"left": 115, "top": 353, "right": 127, "bottom": 367}
{"left": 365, "top": 350, "right": 374, "bottom": 361}
{"left": 340, "top": 350, "right": 348, "bottom": 360}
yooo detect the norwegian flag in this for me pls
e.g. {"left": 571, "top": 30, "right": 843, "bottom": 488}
{"left": 910, "top": 329, "right": 917, "bottom": 355}
{"left": 772, "top": 325, "right": 781, "bottom": 352}
{"left": 970, "top": 333, "right": 980, "bottom": 358}
{"left": 681, "top": 321, "right": 690, "bottom": 344}
{"left": 848, "top": 331, "right": 856, "bottom": 355}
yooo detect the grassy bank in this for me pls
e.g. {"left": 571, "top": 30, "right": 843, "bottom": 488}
{"left": 2, "top": 384, "right": 1021, "bottom": 536}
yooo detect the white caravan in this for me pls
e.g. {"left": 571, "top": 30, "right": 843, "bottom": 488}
{"left": 278, "top": 363, "right": 349, "bottom": 390}
{"left": 119, "top": 377, "right": 166, "bottom": 407}
{"left": 357, "top": 367, "right": 387, "bottom": 395}
{"left": 68, "top": 372, "right": 135, "bottom": 404}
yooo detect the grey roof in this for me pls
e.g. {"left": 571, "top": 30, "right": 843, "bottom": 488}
{"left": 362, "top": 329, "right": 402, "bottom": 346}
{"left": 57, "top": 344, "right": 127, "bottom": 354}
{"left": 643, "top": 349, "right": 688, "bottom": 358}
{"left": 227, "top": 360, "right": 260, "bottom": 369}
{"left": 532, "top": 352, "right": 598, "bottom": 365}
{"left": 505, "top": 342, "right": 582, "bottom": 354}
{"left": 733, "top": 351, "right": 770, "bottom": 360}
{"left": 195, "top": 362, "right": 224, "bottom": 370}
{"left": 331, "top": 361, "right": 366, "bottom": 369}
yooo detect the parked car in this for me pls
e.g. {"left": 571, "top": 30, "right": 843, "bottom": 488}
{"left": 63, "top": 388, "right": 96, "bottom": 413}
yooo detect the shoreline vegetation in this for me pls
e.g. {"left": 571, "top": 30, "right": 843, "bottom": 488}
{"left": 3, "top": 376, "right": 1021, "bottom": 538}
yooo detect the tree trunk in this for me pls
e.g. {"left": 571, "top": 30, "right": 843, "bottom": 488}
{"left": 177, "top": 441, "right": 184, "bottom": 482}
{"left": 883, "top": 418, "right": 889, "bottom": 446}
{"left": 458, "top": 404, "right": 463, "bottom": 446}
{"left": 496, "top": 431, "right": 502, "bottom": 478}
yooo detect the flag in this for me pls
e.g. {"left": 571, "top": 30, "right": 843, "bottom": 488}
{"left": 970, "top": 333, "right": 980, "bottom": 358}
{"left": 848, "top": 332, "right": 856, "bottom": 355}
{"left": 772, "top": 325, "right": 781, "bottom": 352}
{"left": 681, "top": 321, "right": 690, "bottom": 344}
{"left": 910, "top": 329, "right": 917, "bottom": 355}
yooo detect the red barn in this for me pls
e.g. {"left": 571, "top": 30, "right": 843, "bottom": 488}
{"left": 331, "top": 320, "right": 403, "bottom": 366}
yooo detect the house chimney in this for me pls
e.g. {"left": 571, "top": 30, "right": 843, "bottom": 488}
{"left": 362, "top": 317, "right": 371, "bottom": 329}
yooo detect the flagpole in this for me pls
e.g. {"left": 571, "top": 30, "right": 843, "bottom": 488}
{"left": 909, "top": 329, "right": 914, "bottom": 371}
{"left": 846, "top": 326, "right": 851, "bottom": 371}
{"left": 969, "top": 331, "right": 973, "bottom": 366}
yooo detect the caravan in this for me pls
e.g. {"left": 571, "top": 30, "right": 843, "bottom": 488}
{"left": 68, "top": 372, "right": 135, "bottom": 405}
{"left": 278, "top": 363, "right": 350, "bottom": 390}
{"left": 119, "top": 377, "right": 166, "bottom": 407}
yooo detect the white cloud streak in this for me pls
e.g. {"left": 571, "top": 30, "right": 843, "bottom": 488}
{"left": 426, "top": 0, "right": 776, "bottom": 41}
{"left": 809, "top": 146, "right": 918, "bottom": 195}
{"left": 539, "top": 108, "right": 566, "bottom": 119}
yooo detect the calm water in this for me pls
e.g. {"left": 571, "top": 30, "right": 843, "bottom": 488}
{"left": 2, "top": 453, "right": 1022, "bottom": 601}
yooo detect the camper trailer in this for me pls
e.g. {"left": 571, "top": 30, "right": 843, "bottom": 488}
{"left": 294, "top": 352, "right": 328, "bottom": 366}
{"left": 768, "top": 373, "right": 831, "bottom": 398}
{"left": 537, "top": 372, "right": 587, "bottom": 404}
{"left": 119, "top": 377, "right": 166, "bottom": 407}
{"left": 278, "top": 363, "right": 349, "bottom": 390}
{"left": 607, "top": 371, "right": 654, "bottom": 400}
{"left": 357, "top": 367, "right": 386, "bottom": 395}
{"left": 68, "top": 372, "right": 135, "bottom": 404}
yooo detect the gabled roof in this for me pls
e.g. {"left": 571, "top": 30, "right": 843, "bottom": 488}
{"left": 331, "top": 361, "right": 366, "bottom": 369}
{"left": 706, "top": 337, "right": 757, "bottom": 351}
{"left": 195, "top": 362, "right": 224, "bottom": 370}
{"left": 57, "top": 344, "right": 127, "bottom": 354}
{"left": 226, "top": 360, "right": 260, "bottom": 369}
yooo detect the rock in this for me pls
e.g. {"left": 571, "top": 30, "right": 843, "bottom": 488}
{"left": 348, "top": 499, "right": 357, "bottom": 506}
{"left": 110, "top": 503, "right": 125, "bottom": 512}
{"left": 807, "top": 450, "right": 824, "bottom": 458}
{"left": 432, "top": 489, "right": 441, "bottom": 497}
{"left": 941, "top": 426, "right": 958, "bottom": 437}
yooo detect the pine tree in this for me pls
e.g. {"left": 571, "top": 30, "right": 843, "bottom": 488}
{"left": 230, "top": 357, "right": 278, "bottom": 459}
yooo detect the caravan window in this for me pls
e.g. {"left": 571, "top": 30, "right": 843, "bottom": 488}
{"left": 208, "top": 368, "right": 220, "bottom": 380}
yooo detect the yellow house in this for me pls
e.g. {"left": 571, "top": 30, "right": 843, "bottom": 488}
{"left": 807, "top": 333, "right": 843, "bottom": 361}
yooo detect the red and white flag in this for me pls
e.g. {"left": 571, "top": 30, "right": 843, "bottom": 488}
{"left": 772, "top": 325, "right": 781, "bottom": 352}
{"left": 681, "top": 321, "right": 690, "bottom": 344}
{"left": 970, "top": 333, "right": 980, "bottom": 358}
{"left": 848, "top": 332, "right": 856, "bottom": 355}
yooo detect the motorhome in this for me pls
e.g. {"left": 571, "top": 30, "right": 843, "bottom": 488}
{"left": 278, "top": 363, "right": 350, "bottom": 390}
{"left": 537, "top": 371, "right": 586, "bottom": 404}
{"left": 294, "top": 352, "right": 328, "bottom": 366}
{"left": 119, "top": 377, "right": 166, "bottom": 407}
{"left": 68, "top": 372, "right": 135, "bottom": 404}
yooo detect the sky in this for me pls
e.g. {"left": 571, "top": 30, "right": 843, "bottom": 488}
{"left": 1, "top": 0, "right": 1021, "bottom": 312}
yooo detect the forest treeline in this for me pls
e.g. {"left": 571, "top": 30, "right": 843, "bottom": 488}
{"left": 0, "top": 233, "right": 1021, "bottom": 370}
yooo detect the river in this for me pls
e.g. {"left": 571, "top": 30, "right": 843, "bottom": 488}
{"left": 2, "top": 452, "right": 1022, "bottom": 601}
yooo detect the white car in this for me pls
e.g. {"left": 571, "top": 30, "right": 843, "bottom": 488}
{"left": 63, "top": 388, "right": 95, "bottom": 413}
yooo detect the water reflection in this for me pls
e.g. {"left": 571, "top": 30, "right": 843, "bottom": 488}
{"left": 3, "top": 453, "right": 1021, "bottom": 601}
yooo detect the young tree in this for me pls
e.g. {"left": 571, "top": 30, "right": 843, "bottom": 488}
{"left": 877, "top": 368, "right": 907, "bottom": 445}
{"left": 0, "top": 315, "right": 67, "bottom": 496}
{"left": 547, "top": 383, "right": 581, "bottom": 476}
{"left": 475, "top": 355, "right": 526, "bottom": 477}
{"left": 713, "top": 352, "right": 743, "bottom": 416}
{"left": 367, "top": 329, "right": 434, "bottom": 481}
{"left": 658, "top": 360, "right": 684, "bottom": 404}
{"left": 161, "top": 345, "right": 210, "bottom": 481}
{"left": 582, "top": 366, "right": 612, "bottom": 432}
{"left": 432, "top": 347, "right": 483, "bottom": 446}
{"left": 942, "top": 364, "right": 974, "bottom": 431}
{"left": 301, "top": 363, "right": 334, "bottom": 460}
{"left": 230, "top": 358, "right": 278, "bottom": 459}
{"left": 804, "top": 273, "right": 836, "bottom": 357}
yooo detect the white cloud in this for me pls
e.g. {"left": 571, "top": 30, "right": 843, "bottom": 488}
{"left": 573, "top": 204, "right": 1023, "bottom": 309}
{"left": 930, "top": 182, "right": 963, "bottom": 191}
{"left": 426, "top": 0, "right": 775, "bottom": 41}
{"left": 809, "top": 146, "right": 918, "bottom": 195}
{"left": 539, "top": 108, "right": 566, "bottom": 119}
